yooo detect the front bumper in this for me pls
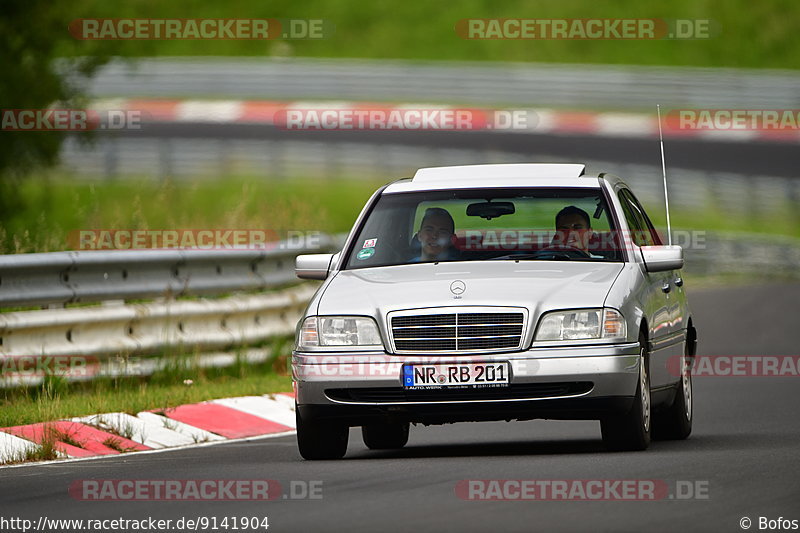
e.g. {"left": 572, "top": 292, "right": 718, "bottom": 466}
{"left": 292, "top": 342, "right": 641, "bottom": 425}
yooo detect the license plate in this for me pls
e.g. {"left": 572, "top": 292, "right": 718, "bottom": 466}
{"left": 403, "top": 362, "right": 510, "bottom": 389}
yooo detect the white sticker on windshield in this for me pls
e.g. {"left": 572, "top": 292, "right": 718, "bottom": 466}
{"left": 363, "top": 238, "right": 377, "bottom": 248}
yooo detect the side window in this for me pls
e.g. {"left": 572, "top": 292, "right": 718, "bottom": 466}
{"left": 623, "top": 190, "right": 663, "bottom": 246}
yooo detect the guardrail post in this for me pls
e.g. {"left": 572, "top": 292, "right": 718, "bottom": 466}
{"left": 158, "top": 138, "right": 174, "bottom": 181}
{"left": 103, "top": 137, "right": 119, "bottom": 180}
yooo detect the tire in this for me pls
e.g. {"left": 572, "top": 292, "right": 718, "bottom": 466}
{"left": 295, "top": 408, "right": 349, "bottom": 460}
{"left": 601, "top": 332, "right": 651, "bottom": 451}
{"left": 362, "top": 422, "right": 410, "bottom": 450}
{"left": 653, "top": 348, "right": 693, "bottom": 441}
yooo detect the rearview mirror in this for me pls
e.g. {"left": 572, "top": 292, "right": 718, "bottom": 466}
{"left": 641, "top": 245, "right": 683, "bottom": 273}
{"left": 296, "top": 253, "right": 335, "bottom": 280}
{"left": 466, "top": 201, "right": 515, "bottom": 220}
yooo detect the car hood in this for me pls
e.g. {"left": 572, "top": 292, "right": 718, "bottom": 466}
{"left": 316, "top": 261, "right": 623, "bottom": 319}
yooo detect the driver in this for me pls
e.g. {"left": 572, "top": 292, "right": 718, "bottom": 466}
{"left": 411, "top": 207, "right": 458, "bottom": 262}
{"left": 553, "top": 206, "right": 594, "bottom": 255}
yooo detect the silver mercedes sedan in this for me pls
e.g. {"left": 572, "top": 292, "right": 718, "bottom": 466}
{"left": 292, "top": 163, "right": 697, "bottom": 459}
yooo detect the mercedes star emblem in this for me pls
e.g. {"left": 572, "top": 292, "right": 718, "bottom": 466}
{"left": 450, "top": 280, "right": 466, "bottom": 295}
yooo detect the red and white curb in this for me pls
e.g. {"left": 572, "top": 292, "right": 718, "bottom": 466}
{"left": 0, "top": 392, "right": 296, "bottom": 465}
{"left": 91, "top": 98, "right": 800, "bottom": 143}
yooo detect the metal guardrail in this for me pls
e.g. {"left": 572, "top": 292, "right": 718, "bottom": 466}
{"left": 0, "top": 236, "right": 339, "bottom": 307}
{"left": 82, "top": 57, "right": 800, "bottom": 110}
{"left": 0, "top": 284, "right": 316, "bottom": 365}
{"left": 0, "top": 237, "right": 347, "bottom": 385}
{"left": 683, "top": 232, "right": 800, "bottom": 278}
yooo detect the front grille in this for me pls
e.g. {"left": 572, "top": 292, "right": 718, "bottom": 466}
{"left": 391, "top": 311, "right": 524, "bottom": 353}
{"left": 326, "top": 382, "right": 593, "bottom": 403}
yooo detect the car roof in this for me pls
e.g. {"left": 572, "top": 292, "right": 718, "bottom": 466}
{"left": 382, "top": 164, "right": 626, "bottom": 193}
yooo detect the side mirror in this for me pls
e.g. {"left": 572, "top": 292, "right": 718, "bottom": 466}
{"left": 295, "top": 253, "right": 335, "bottom": 280}
{"left": 641, "top": 245, "right": 684, "bottom": 273}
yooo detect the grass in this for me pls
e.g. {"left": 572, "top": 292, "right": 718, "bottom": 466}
{"left": 26, "top": 430, "right": 61, "bottom": 462}
{"left": 682, "top": 271, "right": 800, "bottom": 290}
{"left": 54, "top": 428, "right": 83, "bottom": 448}
{"left": 20, "top": 427, "right": 62, "bottom": 464}
{"left": 2, "top": 173, "right": 798, "bottom": 255}
{"left": 0, "top": 340, "right": 293, "bottom": 428}
{"left": 60, "top": 0, "right": 800, "bottom": 70}
{"left": 0, "top": 174, "right": 385, "bottom": 254}
{"left": 102, "top": 436, "right": 139, "bottom": 453}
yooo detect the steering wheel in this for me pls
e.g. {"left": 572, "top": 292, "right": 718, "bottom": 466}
{"left": 537, "top": 244, "right": 592, "bottom": 259}
{"left": 489, "top": 245, "right": 592, "bottom": 261}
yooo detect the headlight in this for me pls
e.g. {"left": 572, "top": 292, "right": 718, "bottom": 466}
{"left": 298, "top": 316, "right": 383, "bottom": 348}
{"left": 535, "top": 308, "right": 626, "bottom": 341}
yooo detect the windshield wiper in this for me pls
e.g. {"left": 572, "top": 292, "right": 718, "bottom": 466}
{"left": 489, "top": 253, "right": 555, "bottom": 261}
{"left": 489, "top": 252, "right": 593, "bottom": 261}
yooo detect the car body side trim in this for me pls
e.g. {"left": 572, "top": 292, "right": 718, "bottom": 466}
{"left": 650, "top": 330, "right": 685, "bottom": 352}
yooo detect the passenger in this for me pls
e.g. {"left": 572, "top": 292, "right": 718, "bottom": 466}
{"left": 553, "top": 206, "right": 594, "bottom": 254}
{"left": 411, "top": 207, "right": 458, "bottom": 262}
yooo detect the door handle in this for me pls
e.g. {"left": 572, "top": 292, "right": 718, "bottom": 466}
{"left": 661, "top": 282, "right": 671, "bottom": 293}
{"left": 674, "top": 277, "right": 684, "bottom": 287}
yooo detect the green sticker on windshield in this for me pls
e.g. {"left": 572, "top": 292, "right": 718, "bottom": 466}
{"left": 357, "top": 247, "right": 375, "bottom": 260}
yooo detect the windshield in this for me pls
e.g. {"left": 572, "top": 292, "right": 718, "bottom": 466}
{"left": 344, "top": 188, "right": 624, "bottom": 269}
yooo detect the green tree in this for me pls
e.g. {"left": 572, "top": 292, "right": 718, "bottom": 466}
{"left": 0, "top": 0, "right": 115, "bottom": 225}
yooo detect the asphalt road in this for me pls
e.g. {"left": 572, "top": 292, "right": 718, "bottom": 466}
{"left": 2, "top": 283, "right": 799, "bottom": 533}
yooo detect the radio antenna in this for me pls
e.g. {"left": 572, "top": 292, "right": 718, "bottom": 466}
{"left": 656, "top": 104, "right": 672, "bottom": 246}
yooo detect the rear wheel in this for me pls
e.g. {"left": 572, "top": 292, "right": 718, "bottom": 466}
{"left": 362, "top": 422, "right": 410, "bottom": 450}
{"left": 601, "top": 333, "right": 651, "bottom": 451}
{"left": 296, "top": 408, "right": 349, "bottom": 460}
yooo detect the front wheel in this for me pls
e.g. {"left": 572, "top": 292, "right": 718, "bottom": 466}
{"left": 601, "top": 334, "right": 651, "bottom": 451}
{"left": 296, "top": 408, "right": 349, "bottom": 460}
